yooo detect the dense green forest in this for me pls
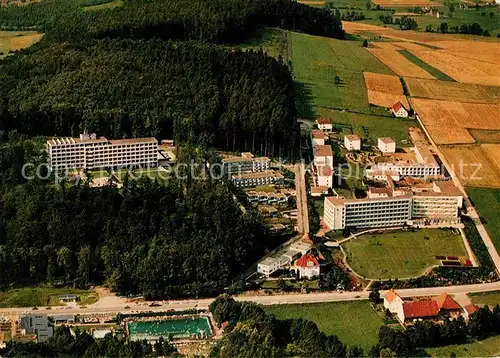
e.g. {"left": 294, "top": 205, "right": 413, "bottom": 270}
{"left": 0, "top": 0, "right": 345, "bottom": 42}
{"left": 0, "top": 39, "right": 298, "bottom": 156}
{"left": 0, "top": 137, "right": 279, "bottom": 298}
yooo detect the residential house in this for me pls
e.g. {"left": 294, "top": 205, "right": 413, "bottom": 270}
{"left": 397, "top": 300, "right": 440, "bottom": 325}
{"left": 311, "top": 130, "right": 327, "bottom": 146}
{"left": 378, "top": 137, "right": 396, "bottom": 154}
{"left": 433, "top": 293, "right": 462, "bottom": 319}
{"left": 383, "top": 289, "right": 404, "bottom": 314}
{"left": 316, "top": 165, "right": 333, "bottom": 188}
{"left": 344, "top": 134, "right": 361, "bottom": 151}
{"left": 462, "top": 303, "right": 479, "bottom": 322}
{"left": 293, "top": 254, "right": 320, "bottom": 279}
{"left": 313, "top": 145, "right": 334, "bottom": 169}
{"left": 311, "top": 186, "right": 329, "bottom": 197}
{"left": 391, "top": 102, "right": 409, "bottom": 118}
{"left": 316, "top": 118, "right": 333, "bottom": 132}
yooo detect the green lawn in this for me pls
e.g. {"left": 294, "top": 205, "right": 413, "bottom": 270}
{"left": 0, "top": 288, "right": 98, "bottom": 308}
{"left": 83, "top": 0, "right": 123, "bottom": 11}
{"left": 422, "top": 335, "right": 500, "bottom": 357}
{"left": 265, "top": 300, "right": 383, "bottom": 351}
{"left": 467, "top": 187, "right": 500, "bottom": 253}
{"left": 398, "top": 50, "right": 454, "bottom": 81}
{"left": 316, "top": 108, "right": 418, "bottom": 147}
{"left": 469, "top": 290, "right": 500, "bottom": 307}
{"left": 342, "top": 229, "right": 468, "bottom": 279}
{"left": 290, "top": 31, "right": 394, "bottom": 118}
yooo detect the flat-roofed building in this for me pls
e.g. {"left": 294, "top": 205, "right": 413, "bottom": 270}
{"left": 222, "top": 153, "right": 270, "bottom": 174}
{"left": 231, "top": 170, "right": 284, "bottom": 188}
{"left": 412, "top": 181, "right": 463, "bottom": 219}
{"left": 344, "top": 134, "right": 361, "bottom": 151}
{"left": 378, "top": 137, "right": 396, "bottom": 154}
{"left": 19, "top": 314, "right": 54, "bottom": 343}
{"left": 46, "top": 133, "right": 158, "bottom": 170}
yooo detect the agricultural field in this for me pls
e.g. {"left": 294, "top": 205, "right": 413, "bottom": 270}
{"left": 469, "top": 290, "right": 500, "bottom": 306}
{"left": 0, "top": 30, "right": 42, "bottom": 57}
{"left": 265, "top": 301, "right": 384, "bottom": 352}
{"left": 316, "top": 108, "right": 417, "bottom": 146}
{"left": 398, "top": 50, "right": 454, "bottom": 80}
{"left": 83, "top": 0, "right": 123, "bottom": 11}
{"left": 469, "top": 129, "right": 500, "bottom": 143}
{"left": 422, "top": 335, "right": 500, "bottom": 357}
{"left": 363, "top": 71, "right": 409, "bottom": 108}
{"left": 371, "top": 0, "right": 442, "bottom": 7}
{"left": 423, "top": 125, "right": 475, "bottom": 144}
{"left": 368, "top": 48, "right": 435, "bottom": 79}
{"left": 0, "top": 287, "right": 98, "bottom": 308}
{"left": 290, "top": 31, "right": 394, "bottom": 118}
{"left": 342, "top": 229, "right": 468, "bottom": 279}
{"left": 467, "top": 187, "right": 500, "bottom": 251}
{"left": 440, "top": 145, "right": 500, "bottom": 188}
{"left": 405, "top": 77, "right": 500, "bottom": 104}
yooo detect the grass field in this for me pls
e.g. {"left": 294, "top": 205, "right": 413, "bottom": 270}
{"left": 0, "top": 288, "right": 98, "bottom": 308}
{"left": 467, "top": 187, "right": 500, "bottom": 252}
{"left": 290, "top": 32, "right": 394, "bottom": 118}
{"left": 469, "top": 290, "right": 500, "bottom": 307}
{"left": 238, "top": 28, "right": 289, "bottom": 61}
{"left": 317, "top": 108, "right": 417, "bottom": 147}
{"left": 422, "top": 335, "right": 500, "bottom": 357}
{"left": 265, "top": 301, "right": 383, "bottom": 351}
{"left": 398, "top": 50, "right": 454, "bottom": 81}
{"left": 83, "top": 0, "right": 123, "bottom": 11}
{"left": 342, "top": 229, "right": 468, "bottom": 279}
{"left": 0, "top": 30, "right": 42, "bottom": 58}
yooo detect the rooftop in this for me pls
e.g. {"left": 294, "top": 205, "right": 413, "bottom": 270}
{"left": 384, "top": 289, "right": 402, "bottom": 303}
{"left": 311, "top": 186, "right": 329, "bottom": 194}
{"left": 403, "top": 300, "right": 440, "bottom": 319}
{"left": 379, "top": 137, "right": 395, "bottom": 145}
{"left": 314, "top": 145, "right": 333, "bottom": 157}
{"left": 311, "top": 129, "right": 327, "bottom": 139}
{"left": 232, "top": 170, "right": 283, "bottom": 180}
{"left": 345, "top": 134, "right": 361, "bottom": 142}
{"left": 316, "top": 118, "right": 332, "bottom": 125}
{"left": 433, "top": 293, "right": 461, "bottom": 310}
{"left": 294, "top": 254, "right": 320, "bottom": 268}
{"left": 392, "top": 101, "right": 407, "bottom": 112}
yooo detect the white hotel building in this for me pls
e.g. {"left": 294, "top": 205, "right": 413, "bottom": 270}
{"left": 324, "top": 181, "right": 463, "bottom": 230}
{"left": 47, "top": 133, "right": 158, "bottom": 170}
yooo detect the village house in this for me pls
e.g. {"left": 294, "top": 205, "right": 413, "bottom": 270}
{"left": 391, "top": 101, "right": 409, "bottom": 118}
{"left": 311, "top": 130, "right": 327, "bottom": 146}
{"left": 344, "top": 134, "right": 361, "bottom": 151}
{"left": 316, "top": 118, "right": 333, "bottom": 132}
{"left": 383, "top": 289, "right": 404, "bottom": 314}
{"left": 462, "top": 303, "right": 479, "bottom": 322}
{"left": 378, "top": 137, "right": 396, "bottom": 154}
{"left": 292, "top": 254, "right": 320, "bottom": 279}
{"left": 316, "top": 165, "right": 333, "bottom": 188}
{"left": 313, "top": 145, "right": 334, "bottom": 168}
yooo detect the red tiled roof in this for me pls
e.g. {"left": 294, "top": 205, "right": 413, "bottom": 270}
{"left": 346, "top": 134, "right": 360, "bottom": 141}
{"left": 294, "top": 254, "right": 319, "bottom": 268}
{"left": 403, "top": 300, "right": 439, "bottom": 319}
{"left": 317, "top": 165, "right": 333, "bottom": 177}
{"left": 464, "top": 303, "right": 479, "bottom": 314}
{"left": 392, "top": 101, "right": 407, "bottom": 112}
{"left": 433, "top": 293, "right": 462, "bottom": 310}
{"left": 311, "top": 130, "right": 326, "bottom": 139}
{"left": 314, "top": 145, "right": 333, "bottom": 157}
{"left": 384, "top": 289, "right": 402, "bottom": 303}
{"left": 316, "top": 118, "right": 332, "bottom": 125}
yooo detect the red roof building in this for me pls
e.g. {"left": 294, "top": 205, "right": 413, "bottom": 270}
{"left": 433, "top": 293, "right": 461, "bottom": 311}
{"left": 391, "top": 101, "right": 409, "bottom": 118}
{"left": 402, "top": 300, "right": 440, "bottom": 320}
{"left": 293, "top": 254, "right": 320, "bottom": 279}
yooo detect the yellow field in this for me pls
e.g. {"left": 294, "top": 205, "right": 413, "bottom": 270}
{"left": 297, "top": 0, "right": 325, "bottom": 4}
{"left": 405, "top": 78, "right": 500, "bottom": 104}
{"left": 428, "top": 41, "right": 500, "bottom": 65}
{"left": 440, "top": 145, "right": 500, "bottom": 188}
{"left": 0, "top": 31, "right": 43, "bottom": 57}
{"left": 363, "top": 72, "right": 409, "bottom": 108}
{"left": 372, "top": 0, "right": 442, "bottom": 6}
{"left": 368, "top": 49, "right": 435, "bottom": 79}
{"left": 410, "top": 50, "right": 500, "bottom": 87}
{"left": 469, "top": 129, "right": 500, "bottom": 144}
{"left": 367, "top": 91, "right": 409, "bottom": 109}
{"left": 391, "top": 42, "right": 433, "bottom": 52}
{"left": 424, "top": 125, "right": 475, "bottom": 145}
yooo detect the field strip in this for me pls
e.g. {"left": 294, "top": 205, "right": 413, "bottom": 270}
{"left": 368, "top": 48, "right": 435, "bottom": 79}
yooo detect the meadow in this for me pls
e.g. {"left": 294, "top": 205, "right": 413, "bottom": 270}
{"left": 265, "top": 300, "right": 383, "bottom": 352}
{"left": 0, "top": 30, "right": 42, "bottom": 57}
{"left": 422, "top": 335, "right": 500, "bottom": 357}
{"left": 83, "top": 0, "right": 123, "bottom": 11}
{"left": 467, "top": 187, "right": 500, "bottom": 252}
{"left": 238, "top": 27, "right": 290, "bottom": 61}
{"left": 469, "top": 290, "right": 500, "bottom": 306}
{"left": 290, "top": 31, "right": 394, "bottom": 118}
{"left": 0, "top": 287, "right": 97, "bottom": 308}
{"left": 342, "top": 229, "right": 468, "bottom": 279}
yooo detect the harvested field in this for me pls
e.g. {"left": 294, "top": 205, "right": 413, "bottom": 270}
{"left": 440, "top": 145, "right": 500, "bottom": 188}
{"left": 392, "top": 42, "right": 436, "bottom": 52}
{"left": 427, "top": 41, "right": 500, "bottom": 65}
{"left": 424, "top": 126, "right": 475, "bottom": 145}
{"left": 297, "top": 0, "right": 325, "bottom": 4}
{"left": 411, "top": 98, "right": 500, "bottom": 130}
{"left": 0, "top": 31, "right": 43, "bottom": 57}
{"left": 364, "top": 72, "right": 403, "bottom": 93}
{"left": 368, "top": 48, "right": 435, "bottom": 79}
{"left": 367, "top": 91, "right": 409, "bottom": 109}
{"left": 372, "top": 0, "right": 442, "bottom": 7}
{"left": 405, "top": 78, "right": 500, "bottom": 104}
{"left": 371, "top": 42, "right": 399, "bottom": 50}
{"left": 469, "top": 129, "right": 500, "bottom": 144}
{"left": 410, "top": 50, "right": 500, "bottom": 87}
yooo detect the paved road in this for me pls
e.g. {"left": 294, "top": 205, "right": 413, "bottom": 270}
{"left": 2, "top": 281, "right": 499, "bottom": 317}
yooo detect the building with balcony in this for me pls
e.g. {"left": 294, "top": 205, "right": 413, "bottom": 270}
{"left": 221, "top": 152, "right": 270, "bottom": 174}
{"left": 231, "top": 171, "right": 283, "bottom": 188}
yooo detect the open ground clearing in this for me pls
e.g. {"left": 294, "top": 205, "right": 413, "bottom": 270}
{"left": 316, "top": 108, "right": 417, "bottom": 146}
{"left": 422, "top": 335, "right": 500, "bottom": 357}
{"left": 290, "top": 32, "right": 394, "bottom": 117}
{"left": 469, "top": 290, "right": 500, "bottom": 306}
{"left": 342, "top": 229, "right": 468, "bottom": 279}
{"left": 405, "top": 77, "right": 500, "bottom": 104}
{"left": 467, "top": 187, "right": 500, "bottom": 252}
{"left": 440, "top": 145, "right": 500, "bottom": 188}
{"left": 0, "top": 288, "right": 97, "bottom": 308}
{"left": 363, "top": 71, "right": 409, "bottom": 108}
{"left": 265, "top": 301, "right": 383, "bottom": 352}
{"left": 469, "top": 129, "right": 500, "bottom": 143}
{"left": 238, "top": 28, "right": 289, "bottom": 60}
{"left": 0, "top": 30, "right": 42, "bottom": 57}
{"left": 368, "top": 48, "right": 435, "bottom": 79}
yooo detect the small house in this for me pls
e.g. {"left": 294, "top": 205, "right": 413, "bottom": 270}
{"left": 293, "top": 254, "right": 320, "bottom": 279}
{"left": 344, "top": 134, "right": 361, "bottom": 151}
{"left": 378, "top": 137, "right": 396, "bottom": 154}
{"left": 391, "top": 102, "right": 409, "bottom": 118}
{"left": 58, "top": 294, "right": 80, "bottom": 303}
{"left": 316, "top": 118, "right": 333, "bottom": 132}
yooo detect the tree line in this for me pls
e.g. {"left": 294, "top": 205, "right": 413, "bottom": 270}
{"left": 0, "top": 39, "right": 299, "bottom": 157}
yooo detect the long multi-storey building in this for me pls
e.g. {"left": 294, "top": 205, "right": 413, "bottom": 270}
{"left": 232, "top": 170, "right": 284, "bottom": 188}
{"left": 47, "top": 133, "right": 158, "bottom": 170}
{"left": 222, "top": 152, "right": 270, "bottom": 174}
{"left": 324, "top": 181, "right": 462, "bottom": 230}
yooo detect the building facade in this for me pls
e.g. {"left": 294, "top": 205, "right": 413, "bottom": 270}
{"left": 344, "top": 134, "right": 361, "bottom": 151}
{"left": 316, "top": 118, "right": 333, "bottom": 131}
{"left": 231, "top": 171, "right": 284, "bottom": 188}
{"left": 378, "top": 137, "right": 396, "bottom": 154}
{"left": 47, "top": 133, "right": 158, "bottom": 170}
{"left": 391, "top": 102, "right": 409, "bottom": 118}
{"left": 222, "top": 152, "right": 270, "bottom": 174}
{"left": 311, "top": 130, "right": 326, "bottom": 146}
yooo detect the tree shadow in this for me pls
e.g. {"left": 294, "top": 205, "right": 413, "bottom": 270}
{"left": 295, "top": 81, "right": 316, "bottom": 119}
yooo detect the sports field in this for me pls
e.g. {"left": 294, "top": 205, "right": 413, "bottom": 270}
{"left": 290, "top": 32, "right": 394, "bottom": 117}
{"left": 0, "top": 30, "right": 42, "bottom": 57}
{"left": 265, "top": 300, "right": 383, "bottom": 352}
{"left": 342, "top": 229, "right": 468, "bottom": 279}
{"left": 0, "top": 287, "right": 97, "bottom": 308}
{"left": 467, "top": 187, "right": 500, "bottom": 252}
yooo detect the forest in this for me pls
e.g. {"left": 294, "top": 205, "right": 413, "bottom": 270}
{"left": 0, "top": 39, "right": 298, "bottom": 156}
{"left": 0, "top": 137, "right": 281, "bottom": 298}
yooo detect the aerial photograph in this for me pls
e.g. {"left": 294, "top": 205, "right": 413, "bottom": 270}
{"left": 0, "top": 0, "right": 499, "bottom": 356}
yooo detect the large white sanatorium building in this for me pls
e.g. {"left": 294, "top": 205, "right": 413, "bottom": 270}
{"left": 324, "top": 181, "right": 463, "bottom": 230}
{"left": 47, "top": 133, "right": 158, "bottom": 170}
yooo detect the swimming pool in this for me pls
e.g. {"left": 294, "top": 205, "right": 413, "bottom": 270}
{"left": 128, "top": 317, "right": 211, "bottom": 340}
